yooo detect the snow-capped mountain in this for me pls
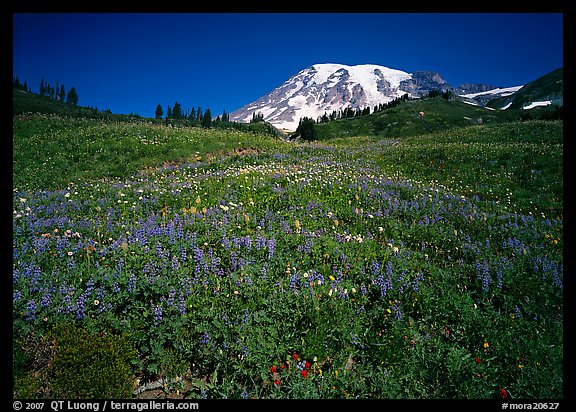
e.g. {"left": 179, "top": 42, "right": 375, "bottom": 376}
{"left": 457, "top": 86, "right": 524, "bottom": 107}
{"left": 229, "top": 63, "right": 454, "bottom": 131}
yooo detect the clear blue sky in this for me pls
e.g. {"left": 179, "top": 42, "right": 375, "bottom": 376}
{"left": 12, "top": 13, "right": 563, "bottom": 118}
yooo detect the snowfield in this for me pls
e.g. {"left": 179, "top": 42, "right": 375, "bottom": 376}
{"left": 523, "top": 100, "right": 552, "bottom": 110}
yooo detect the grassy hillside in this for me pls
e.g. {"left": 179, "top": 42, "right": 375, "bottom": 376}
{"left": 486, "top": 67, "right": 563, "bottom": 111}
{"left": 13, "top": 88, "right": 285, "bottom": 135}
{"left": 13, "top": 88, "right": 119, "bottom": 119}
{"left": 314, "top": 97, "right": 519, "bottom": 140}
{"left": 13, "top": 113, "right": 563, "bottom": 399}
{"left": 13, "top": 113, "right": 287, "bottom": 191}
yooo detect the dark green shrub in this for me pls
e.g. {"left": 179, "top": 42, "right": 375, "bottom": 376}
{"left": 48, "top": 323, "right": 137, "bottom": 398}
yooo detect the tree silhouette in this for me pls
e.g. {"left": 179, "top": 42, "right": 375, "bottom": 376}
{"left": 66, "top": 87, "right": 79, "bottom": 105}
{"left": 155, "top": 104, "right": 164, "bottom": 119}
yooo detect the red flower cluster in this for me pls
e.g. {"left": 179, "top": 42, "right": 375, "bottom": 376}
{"left": 270, "top": 352, "right": 314, "bottom": 385}
{"left": 499, "top": 388, "right": 509, "bottom": 399}
{"left": 475, "top": 357, "right": 481, "bottom": 364}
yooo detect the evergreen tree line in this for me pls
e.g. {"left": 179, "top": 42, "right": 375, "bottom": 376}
{"left": 156, "top": 104, "right": 277, "bottom": 133}
{"left": 13, "top": 75, "right": 79, "bottom": 106}
{"left": 316, "top": 93, "right": 411, "bottom": 124}
{"left": 294, "top": 90, "right": 453, "bottom": 141}
{"left": 315, "top": 90, "right": 453, "bottom": 124}
{"left": 156, "top": 102, "right": 235, "bottom": 128}
{"left": 294, "top": 117, "right": 317, "bottom": 141}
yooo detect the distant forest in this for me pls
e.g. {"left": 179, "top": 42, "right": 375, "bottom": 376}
{"left": 316, "top": 90, "right": 453, "bottom": 123}
{"left": 13, "top": 75, "right": 80, "bottom": 106}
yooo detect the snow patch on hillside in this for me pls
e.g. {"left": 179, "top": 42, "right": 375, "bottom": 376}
{"left": 458, "top": 85, "right": 523, "bottom": 98}
{"left": 523, "top": 100, "right": 552, "bottom": 110}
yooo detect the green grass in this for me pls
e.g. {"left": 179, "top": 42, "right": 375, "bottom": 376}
{"left": 314, "top": 97, "right": 520, "bottom": 140}
{"left": 13, "top": 113, "right": 286, "bottom": 191}
{"left": 328, "top": 120, "right": 563, "bottom": 216}
{"left": 13, "top": 113, "right": 563, "bottom": 399}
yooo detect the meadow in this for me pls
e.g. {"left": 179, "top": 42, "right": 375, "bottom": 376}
{"left": 13, "top": 114, "right": 563, "bottom": 399}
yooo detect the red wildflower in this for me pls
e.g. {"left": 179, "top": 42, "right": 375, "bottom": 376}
{"left": 499, "top": 388, "right": 509, "bottom": 399}
{"left": 475, "top": 357, "right": 481, "bottom": 364}
{"left": 301, "top": 370, "right": 308, "bottom": 378}
{"left": 292, "top": 353, "right": 299, "bottom": 360}
{"left": 270, "top": 365, "right": 277, "bottom": 373}
{"left": 305, "top": 361, "right": 311, "bottom": 369}
{"left": 274, "top": 379, "right": 281, "bottom": 386}
{"left": 280, "top": 364, "right": 286, "bottom": 369}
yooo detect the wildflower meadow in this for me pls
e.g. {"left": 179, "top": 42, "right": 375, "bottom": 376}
{"left": 13, "top": 114, "right": 563, "bottom": 399}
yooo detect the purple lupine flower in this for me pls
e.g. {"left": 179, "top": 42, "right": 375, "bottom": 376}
{"left": 496, "top": 269, "right": 503, "bottom": 289}
{"left": 178, "top": 296, "right": 186, "bottom": 316}
{"left": 85, "top": 277, "right": 95, "bottom": 294}
{"left": 255, "top": 234, "right": 266, "bottom": 250}
{"left": 392, "top": 301, "right": 402, "bottom": 320}
{"left": 40, "top": 288, "right": 52, "bottom": 308}
{"left": 167, "top": 288, "right": 176, "bottom": 307}
{"left": 153, "top": 305, "right": 163, "bottom": 325}
{"left": 412, "top": 272, "right": 424, "bottom": 292}
{"left": 296, "top": 359, "right": 307, "bottom": 371}
{"left": 289, "top": 274, "right": 299, "bottom": 291}
{"left": 200, "top": 332, "right": 210, "bottom": 345}
{"left": 267, "top": 238, "right": 276, "bottom": 260}
{"left": 260, "top": 264, "right": 267, "bottom": 279}
{"left": 385, "top": 261, "right": 393, "bottom": 275}
{"left": 25, "top": 300, "right": 37, "bottom": 321}
{"left": 351, "top": 335, "right": 365, "bottom": 349}
{"left": 370, "top": 260, "right": 382, "bottom": 276}
{"left": 75, "top": 294, "right": 86, "bottom": 320}
{"left": 171, "top": 255, "right": 180, "bottom": 271}
{"left": 128, "top": 272, "right": 137, "bottom": 293}
{"left": 476, "top": 260, "right": 491, "bottom": 292}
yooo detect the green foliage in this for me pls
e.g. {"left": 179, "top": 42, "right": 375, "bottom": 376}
{"left": 487, "top": 68, "right": 563, "bottom": 111}
{"left": 12, "top": 113, "right": 285, "bottom": 191}
{"left": 66, "top": 86, "right": 79, "bottom": 105}
{"left": 295, "top": 117, "right": 317, "bottom": 140}
{"left": 201, "top": 108, "right": 212, "bottom": 128}
{"left": 155, "top": 104, "right": 164, "bottom": 119}
{"left": 250, "top": 112, "right": 265, "bottom": 123}
{"left": 172, "top": 102, "right": 183, "bottom": 119}
{"left": 314, "top": 97, "right": 520, "bottom": 140}
{"left": 12, "top": 115, "right": 562, "bottom": 399}
{"left": 48, "top": 323, "right": 137, "bottom": 398}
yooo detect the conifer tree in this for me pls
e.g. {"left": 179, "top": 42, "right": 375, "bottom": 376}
{"left": 66, "top": 87, "right": 79, "bottom": 105}
{"left": 39, "top": 76, "right": 45, "bottom": 96}
{"left": 201, "top": 108, "right": 212, "bottom": 128}
{"left": 155, "top": 104, "right": 164, "bottom": 119}
{"left": 296, "top": 117, "right": 317, "bottom": 141}
{"left": 172, "top": 102, "right": 183, "bottom": 119}
{"left": 59, "top": 85, "right": 66, "bottom": 102}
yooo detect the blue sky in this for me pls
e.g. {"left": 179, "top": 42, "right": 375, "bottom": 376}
{"left": 13, "top": 13, "right": 563, "bottom": 118}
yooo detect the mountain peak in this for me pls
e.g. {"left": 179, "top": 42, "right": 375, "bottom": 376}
{"left": 229, "top": 63, "right": 448, "bottom": 131}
